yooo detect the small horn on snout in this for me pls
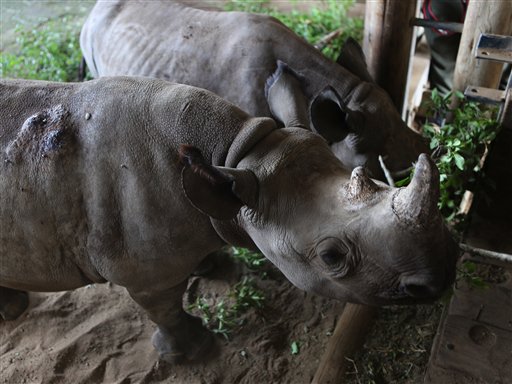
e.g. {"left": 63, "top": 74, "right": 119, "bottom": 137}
{"left": 345, "top": 166, "right": 381, "bottom": 201}
{"left": 392, "top": 154, "right": 440, "bottom": 227}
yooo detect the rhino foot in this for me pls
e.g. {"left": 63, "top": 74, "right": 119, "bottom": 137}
{"left": 152, "top": 315, "right": 213, "bottom": 364}
{"left": 0, "top": 287, "right": 29, "bottom": 321}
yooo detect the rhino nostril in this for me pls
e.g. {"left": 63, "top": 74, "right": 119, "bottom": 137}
{"left": 399, "top": 274, "right": 442, "bottom": 299}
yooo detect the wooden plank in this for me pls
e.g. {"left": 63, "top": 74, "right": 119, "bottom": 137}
{"left": 449, "top": 278, "right": 512, "bottom": 332}
{"left": 426, "top": 266, "right": 512, "bottom": 383}
{"left": 427, "top": 315, "right": 512, "bottom": 383}
{"left": 311, "top": 304, "right": 377, "bottom": 384}
{"left": 452, "top": 1, "right": 512, "bottom": 94}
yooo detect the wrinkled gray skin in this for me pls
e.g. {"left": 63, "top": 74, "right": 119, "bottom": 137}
{"left": 80, "top": 0, "right": 429, "bottom": 181}
{"left": 0, "top": 77, "right": 456, "bottom": 363}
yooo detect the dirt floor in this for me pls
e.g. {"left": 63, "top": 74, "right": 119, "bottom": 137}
{"left": 1, "top": 2, "right": 443, "bottom": 383}
{"left": 1, "top": 253, "right": 345, "bottom": 384}
{"left": 1, "top": 249, "right": 441, "bottom": 384}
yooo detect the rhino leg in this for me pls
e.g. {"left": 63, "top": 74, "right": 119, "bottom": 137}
{"left": 0, "top": 287, "right": 29, "bottom": 321}
{"left": 127, "top": 280, "right": 213, "bottom": 363}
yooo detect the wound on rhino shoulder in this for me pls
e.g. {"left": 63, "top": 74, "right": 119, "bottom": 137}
{"left": 5, "top": 105, "right": 75, "bottom": 165}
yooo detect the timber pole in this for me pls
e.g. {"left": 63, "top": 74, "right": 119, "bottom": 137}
{"left": 452, "top": 0, "right": 512, "bottom": 96}
{"left": 362, "top": 0, "right": 417, "bottom": 114}
{"left": 311, "top": 303, "right": 377, "bottom": 384}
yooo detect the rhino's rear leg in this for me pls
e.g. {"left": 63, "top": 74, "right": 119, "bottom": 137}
{"left": 0, "top": 287, "right": 29, "bottom": 321}
{"left": 127, "top": 280, "right": 213, "bottom": 363}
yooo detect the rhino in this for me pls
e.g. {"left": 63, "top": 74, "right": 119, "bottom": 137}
{"left": 80, "top": 0, "right": 429, "bottom": 182}
{"left": 0, "top": 77, "right": 456, "bottom": 362}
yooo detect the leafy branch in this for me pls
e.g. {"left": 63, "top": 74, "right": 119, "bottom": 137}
{"left": 421, "top": 90, "right": 499, "bottom": 227}
{"left": 188, "top": 277, "right": 265, "bottom": 339}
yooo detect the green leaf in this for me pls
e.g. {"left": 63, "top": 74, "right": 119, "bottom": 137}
{"left": 291, "top": 341, "right": 300, "bottom": 355}
{"left": 454, "top": 90, "right": 465, "bottom": 99}
{"left": 453, "top": 153, "right": 465, "bottom": 170}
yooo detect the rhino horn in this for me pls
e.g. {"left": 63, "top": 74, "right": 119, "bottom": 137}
{"left": 345, "top": 166, "right": 381, "bottom": 202}
{"left": 392, "top": 154, "right": 440, "bottom": 229}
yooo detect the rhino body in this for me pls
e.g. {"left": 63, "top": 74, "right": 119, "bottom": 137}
{"left": 80, "top": 0, "right": 429, "bottom": 180}
{"left": 0, "top": 77, "right": 456, "bottom": 362}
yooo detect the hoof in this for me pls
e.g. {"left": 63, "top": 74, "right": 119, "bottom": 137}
{"left": 0, "top": 290, "right": 29, "bottom": 321}
{"left": 152, "top": 319, "right": 214, "bottom": 364}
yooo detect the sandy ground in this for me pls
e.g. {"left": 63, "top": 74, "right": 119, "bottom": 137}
{"left": 1, "top": 256, "right": 345, "bottom": 384}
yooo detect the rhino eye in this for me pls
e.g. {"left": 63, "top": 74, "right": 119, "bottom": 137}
{"left": 320, "top": 249, "right": 346, "bottom": 268}
{"left": 316, "top": 238, "right": 351, "bottom": 275}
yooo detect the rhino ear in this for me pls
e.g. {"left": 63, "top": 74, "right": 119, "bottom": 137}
{"left": 309, "top": 86, "right": 350, "bottom": 143}
{"left": 336, "top": 37, "right": 374, "bottom": 83}
{"left": 265, "top": 61, "right": 310, "bottom": 129}
{"left": 179, "top": 145, "right": 258, "bottom": 220}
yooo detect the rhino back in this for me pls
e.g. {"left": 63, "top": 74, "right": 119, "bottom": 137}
{"left": 81, "top": 0, "right": 360, "bottom": 117}
{"left": 0, "top": 77, "right": 253, "bottom": 291}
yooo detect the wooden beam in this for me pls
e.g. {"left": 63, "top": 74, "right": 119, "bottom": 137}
{"left": 311, "top": 304, "right": 377, "bottom": 384}
{"left": 452, "top": 1, "right": 512, "bottom": 94}
{"left": 362, "top": 0, "right": 417, "bottom": 114}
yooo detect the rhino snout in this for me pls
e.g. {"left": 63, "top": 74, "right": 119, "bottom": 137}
{"left": 398, "top": 272, "right": 448, "bottom": 299}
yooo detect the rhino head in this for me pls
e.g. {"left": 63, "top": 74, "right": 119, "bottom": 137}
{"left": 266, "top": 38, "right": 429, "bottom": 182}
{"left": 180, "top": 128, "right": 457, "bottom": 306}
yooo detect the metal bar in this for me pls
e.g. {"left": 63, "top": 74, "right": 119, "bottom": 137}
{"left": 476, "top": 34, "right": 512, "bottom": 63}
{"left": 460, "top": 243, "right": 512, "bottom": 265}
{"left": 464, "top": 86, "right": 505, "bottom": 105}
{"left": 410, "top": 18, "right": 464, "bottom": 33}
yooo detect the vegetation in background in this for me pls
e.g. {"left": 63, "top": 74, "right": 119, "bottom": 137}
{"left": 225, "top": 0, "right": 364, "bottom": 60}
{"left": 186, "top": 247, "right": 268, "bottom": 339}
{"left": 456, "top": 260, "right": 488, "bottom": 290}
{"left": 1, "top": 17, "right": 85, "bottom": 82}
{"left": 422, "top": 89, "right": 499, "bottom": 227}
{"left": 188, "top": 276, "right": 265, "bottom": 339}
{"left": 231, "top": 247, "right": 267, "bottom": 270}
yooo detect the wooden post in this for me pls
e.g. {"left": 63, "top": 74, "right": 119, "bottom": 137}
{"left": 363, "top": 0, "right": 417, "bottom": 114}
{"left": 312, "top": 304, "right": 377, "bottom": 384}
{"left": 452, "top": 1, "right": 512, "bottom": 94}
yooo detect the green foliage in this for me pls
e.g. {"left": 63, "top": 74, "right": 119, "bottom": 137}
{"left": 456, "top": 261, "right": 489, "bottom": 290}
{"left": 231, "top": 247, "right": 267, "bottom": 270}
{"left": 422, "top": 90, "right": 499, "bottom": 225}
{"left": 224, "top": 0, "right": 364, "bottom": 60}
{"left": 1, "top": 17, "right": 84, "bottom": 82}
{"left": 188, "top": 277, "right": 265, "bottom": 339}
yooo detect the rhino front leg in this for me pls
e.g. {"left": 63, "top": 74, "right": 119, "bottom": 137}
{"left": 0, "top": 287, "right": 29, "bottom": 321}
{"left": 127, "top": 280, "right": 213, "bottom": 363}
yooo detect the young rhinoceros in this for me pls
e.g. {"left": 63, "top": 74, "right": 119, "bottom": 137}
{"left": 80, "top": 0, "right": 429, "bottom": 181}
{"left": 0, "top": 77, "right": 457, "bottom": 363}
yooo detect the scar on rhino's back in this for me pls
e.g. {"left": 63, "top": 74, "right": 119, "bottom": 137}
{"left": 5, "top": 105, "right": 75, "bottom": 164}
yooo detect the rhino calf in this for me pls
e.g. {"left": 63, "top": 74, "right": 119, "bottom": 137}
{"left": 1, "top": 77, "right": 457, "bottom": 362}
{"left": 81, "top": 0, "right": 429, "bottom": 181}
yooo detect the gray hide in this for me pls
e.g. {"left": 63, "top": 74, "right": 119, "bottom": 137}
{"left": 0, "top": 77, "right": 456, "bottom": 363}
{"left": 80, "top": 0, "right": 430, "bottom": 181}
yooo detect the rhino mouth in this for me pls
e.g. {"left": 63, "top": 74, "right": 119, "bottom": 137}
{"left": 376, "top": 286, "right": 441, "bottom": 305}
